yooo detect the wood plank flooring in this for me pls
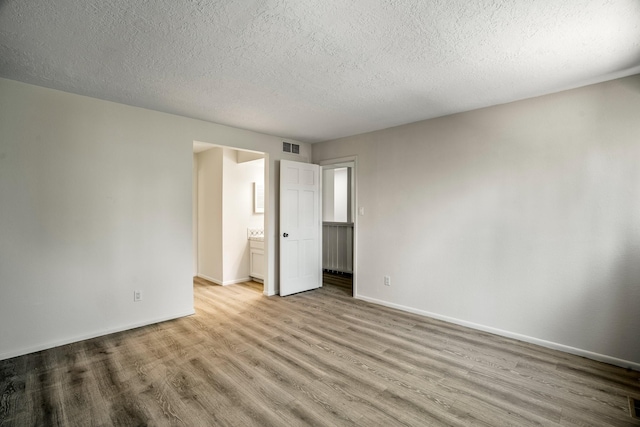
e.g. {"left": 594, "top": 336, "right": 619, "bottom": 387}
{"left": 1, "top": 278, "right": 639, "bottom": 426}
{"left": 322, "top": 271, "right": 352, "bottom": 292}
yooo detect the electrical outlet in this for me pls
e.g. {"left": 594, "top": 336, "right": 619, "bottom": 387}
{"left": 384, "top": 275, "right": 391, "bottom": 286}
{"left": 134, "top": 290, "right": 142, "bottom": 302}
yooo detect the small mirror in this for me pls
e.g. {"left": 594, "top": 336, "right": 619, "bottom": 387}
{"left": 254, "top": 182, "right": 264, "bottom": 213}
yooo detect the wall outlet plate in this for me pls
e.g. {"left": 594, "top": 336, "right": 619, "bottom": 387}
{"left": 134, "top": 290, "right": 142, "bottom": 302}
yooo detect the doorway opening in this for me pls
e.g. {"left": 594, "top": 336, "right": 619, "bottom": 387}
{"left": 321, "top": 157, "right": 357, "bottom": 297}
{"left": 193, "top": 141, "right": 268, "bottom": 294}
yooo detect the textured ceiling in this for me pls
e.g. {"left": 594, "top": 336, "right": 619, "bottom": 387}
{"left": 1, "top": 1, "right": 639, "bottom": 143}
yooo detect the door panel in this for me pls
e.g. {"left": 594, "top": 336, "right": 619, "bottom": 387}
{"left": 280, "top": 160, "right": 321, "bottom": 296}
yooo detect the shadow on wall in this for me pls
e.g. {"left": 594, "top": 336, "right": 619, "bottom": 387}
{"left": 568, "top": 239, "right": 640, "bottom": 364}
{"left": 587, "top": 80, "right": 640, "bottom": 364}
{"left": 616, "top": 55, "right": 640, "bottom": 81}
{"left": 524, "top": 161, "right": 640, "bottom": 365}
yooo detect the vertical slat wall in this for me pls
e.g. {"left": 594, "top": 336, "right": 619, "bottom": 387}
{"left": 322, "top": 222, "right": 353, "bottom": 273}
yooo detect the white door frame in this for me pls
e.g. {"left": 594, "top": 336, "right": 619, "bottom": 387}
{"left": 319, "top": 156, "right": 358, "bottom": 297}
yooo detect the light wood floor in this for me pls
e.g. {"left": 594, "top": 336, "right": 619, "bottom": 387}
{"left": 1, "top": 278, "right": 639, "bottom": 426}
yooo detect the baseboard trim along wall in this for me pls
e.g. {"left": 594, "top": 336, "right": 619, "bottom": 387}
{"left": 197, "top": 274, "right": 222, "bottom": 285}
{"left": 222, "top": 277, "right": 252, "bottom": 286}
{"left": 0, "top": 309, "right": 196, "bottom": 362}
{"left": 197, "top": 274, "right": 251, "bottom": 286}
{"left": 355, "top": 294, "right": 640, "bottom": 372}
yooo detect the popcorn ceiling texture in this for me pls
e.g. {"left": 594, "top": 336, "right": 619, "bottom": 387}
{"left": 1, "top": 0, "right": 639, "bottom": 143}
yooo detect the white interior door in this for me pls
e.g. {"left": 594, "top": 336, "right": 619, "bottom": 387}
{"left": 279, "top": 160, "right": 321, "bottom": 296}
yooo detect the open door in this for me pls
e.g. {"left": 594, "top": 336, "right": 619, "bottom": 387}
{"left": 279, "top": 160, "right": 321, "bottom": 296}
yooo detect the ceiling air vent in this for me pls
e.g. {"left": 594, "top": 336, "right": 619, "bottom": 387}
{"left": 283, "top": 142, "right": 300, "bottom": 154}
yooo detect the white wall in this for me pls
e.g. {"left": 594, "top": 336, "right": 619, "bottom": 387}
{"left": 322, "top": 169, "right": 335, "bottom": 221}
{"left": 333, "top": 168, "right": 348, "bottom": 222}
{"left": 323, "top": 167, "right": 351, "bottom": 222}
{"left": 196, "top": 147, "right": 223, "bottom": 282}
{"left": 222, "top": 149, "right": 264, "bottom": 283}
{"left": 192, "top": 154, "right": 198, "bottom": 276}
{"left": 312, "top": 75, "right": 640, "bottom": 368}
{"left": 0, "top": 77, "right": 310, "bottom": 360}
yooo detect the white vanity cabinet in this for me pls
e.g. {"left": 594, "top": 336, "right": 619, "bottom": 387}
{"left": 249, "top": 239, "right": 264, "bottom": 282}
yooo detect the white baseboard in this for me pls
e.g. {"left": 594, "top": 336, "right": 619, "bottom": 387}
{"left": 0, "top": 309, "right": 195, "bottom": 361}
{"left": 355, "top": 294, "right": 640, "bottom": 371}
{"left": 222, "top": 277, "right": 252, "bottom": 286}
{"left": 197, "top": 274, "right": 252, "bottom": 286}
{"left": 197, "top": 273, "right": 222, "bottom": 285}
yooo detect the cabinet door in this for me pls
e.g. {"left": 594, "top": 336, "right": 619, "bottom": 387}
{"left": 250, "top": 248, "right": 264, "bottom": 280}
